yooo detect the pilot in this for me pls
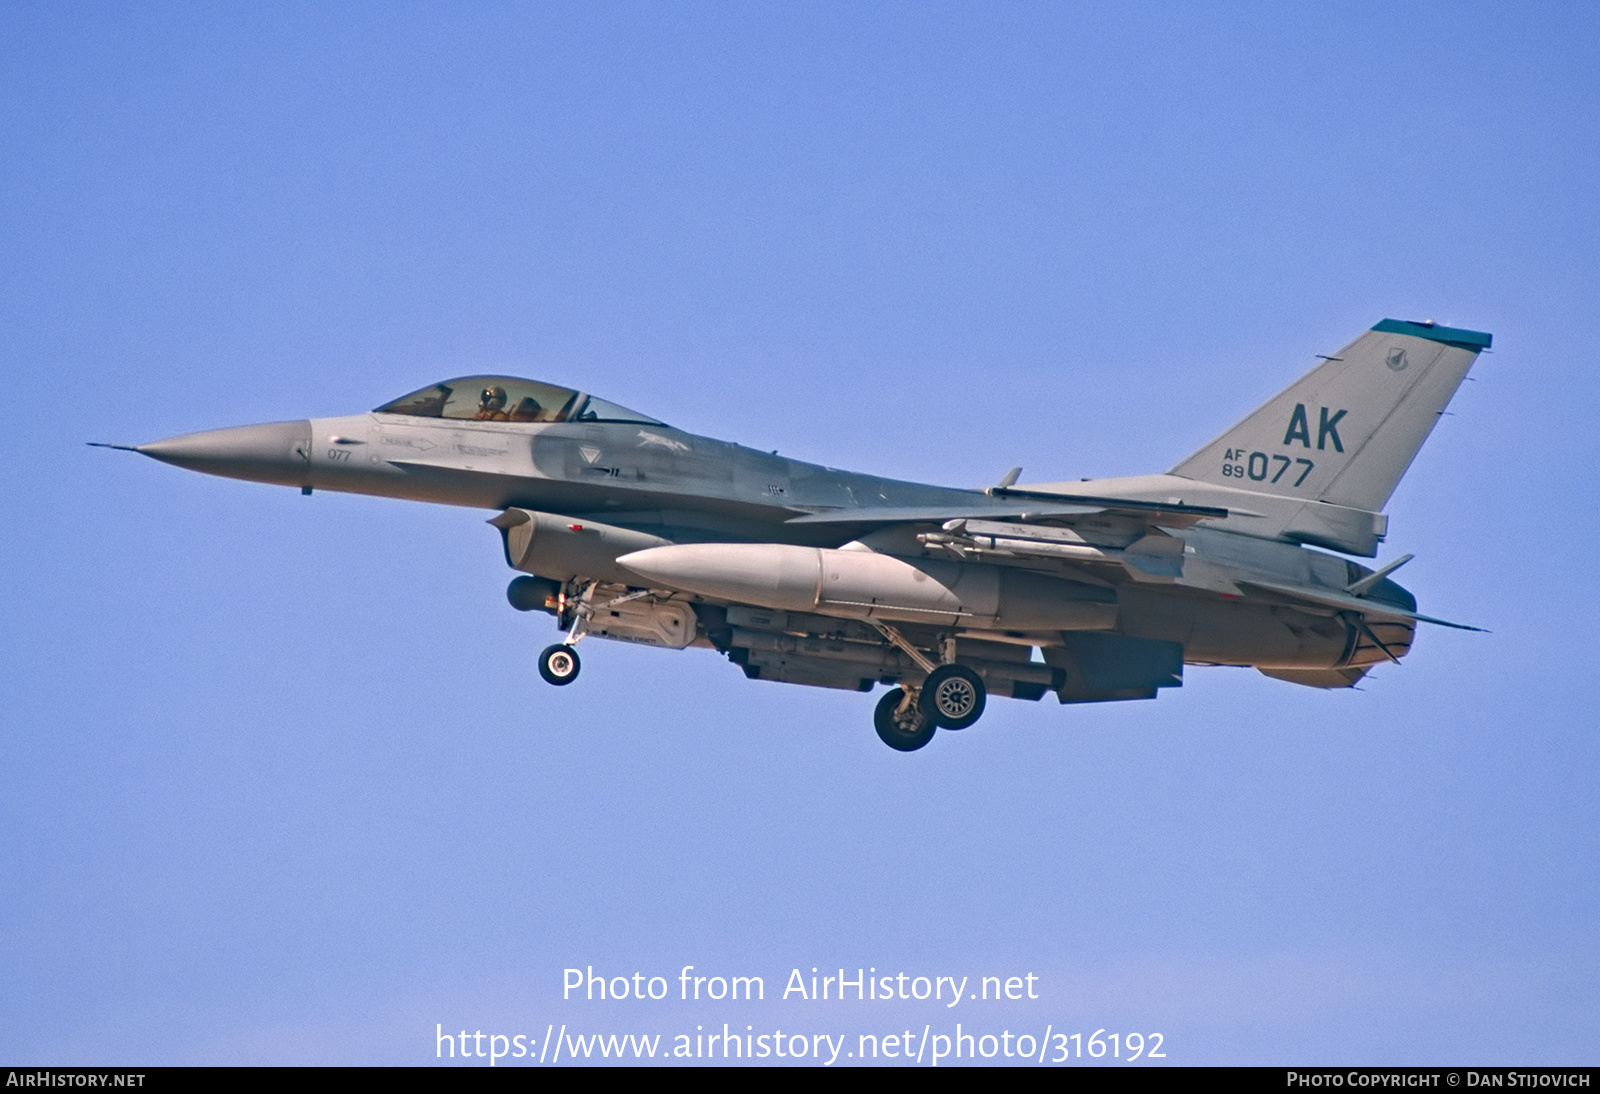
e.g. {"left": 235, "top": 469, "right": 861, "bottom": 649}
{"left": 476, "top": 385, "right": 510, "bottom": 420}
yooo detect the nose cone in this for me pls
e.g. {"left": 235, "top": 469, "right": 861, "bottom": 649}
{"left": 138, "top": 420, "right": 312, "bottom": 487}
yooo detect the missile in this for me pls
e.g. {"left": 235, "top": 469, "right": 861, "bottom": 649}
{"left": 616, "top": 542, "right": 1117, "bottom": 630}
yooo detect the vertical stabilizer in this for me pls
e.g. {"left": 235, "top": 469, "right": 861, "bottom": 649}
{"left": 1169, "top": 320, "right": 1491, "bottom": 514}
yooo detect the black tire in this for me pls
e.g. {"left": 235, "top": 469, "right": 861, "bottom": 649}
{"left": 874, "top": 687, "right": 936, "bottom": 752}
{"left": 918, "top": 664, "right": 986, "bottom": 729}
{"left": 538, "top": 644, "right": 582, "bottom": 686}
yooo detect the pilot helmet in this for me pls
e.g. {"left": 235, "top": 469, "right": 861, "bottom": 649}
{"left": 480, "top": 385, "right": 508, "bottom": 411}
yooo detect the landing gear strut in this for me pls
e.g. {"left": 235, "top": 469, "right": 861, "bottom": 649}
{"left": 874, "top": 687, "right": 935, "bottom": 752}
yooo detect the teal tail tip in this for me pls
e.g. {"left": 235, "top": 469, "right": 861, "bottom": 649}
{"left": 1372, "top": 318, "right": 1492, "bottom": 350}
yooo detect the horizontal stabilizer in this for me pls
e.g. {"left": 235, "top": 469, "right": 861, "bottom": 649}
{"left": 1240, "top": 578, "right": 1484, "bottom": 631}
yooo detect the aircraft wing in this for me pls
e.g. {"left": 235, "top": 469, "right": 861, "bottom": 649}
{"left": 785, "top": 503, "right": 1099, "bottom": 525}
{"left": 784, "top": 493, "right": 1229, "bottom": 528}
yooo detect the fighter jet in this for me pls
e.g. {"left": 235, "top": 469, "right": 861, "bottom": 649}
{"left": 103, "top": 319, "right": 1489, "bottom": 751}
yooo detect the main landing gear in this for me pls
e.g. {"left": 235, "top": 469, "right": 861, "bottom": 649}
{"left": 874, "top": 688, "right": 935, "bottom": 751}
{"left": 864, "top": 624, "right": 990, "bottom": 751}
{"left": 873, "top": 666, "right": 988, "bottom": 751}
{"left": 920, "top": 664, "right": 986, "bottom": 730}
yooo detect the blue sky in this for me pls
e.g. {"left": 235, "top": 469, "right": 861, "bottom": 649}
{"left": 3, "top": 2, "right": 1596, "bottom": 1065}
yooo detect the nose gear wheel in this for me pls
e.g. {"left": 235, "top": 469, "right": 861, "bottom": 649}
{"left": 538, "top": 644, "right": 582, "bottom": 685}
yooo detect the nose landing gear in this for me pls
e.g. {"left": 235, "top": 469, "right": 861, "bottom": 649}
{"left": 538, "top": 644, "right": 581, "bottom": 685}
{"left": 535, "top": 579, "right": 593, "bottom": 686}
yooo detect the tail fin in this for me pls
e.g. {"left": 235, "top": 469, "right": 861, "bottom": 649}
{"left": 1169, "top": 319, "right": 1491, "bottom": 513}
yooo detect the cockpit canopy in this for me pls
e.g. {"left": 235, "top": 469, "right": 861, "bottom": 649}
{"left": 374, "top": 376, "right": 665, "bottom": 426}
